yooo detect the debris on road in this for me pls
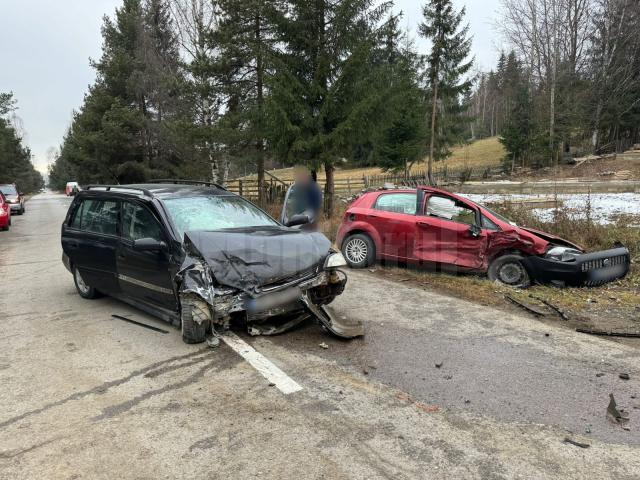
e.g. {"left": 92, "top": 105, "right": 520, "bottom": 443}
{"left": 395, "top": 392, "right": 441, "bottom": 414}
{"left": 111, "top": 314, "right": 169, "bottom": 334}
{"left": 435, "top": 361, "right": 443, "bottom": 369}
{"left": 319, "top": 342, "right": 329, "bottom": 349}
{"left": 619, "top": 373, "right": 630, "bottom": 380}
{"left": 415, "top": 402, "right": 440, "bottom": 413}
{"left": 607, "top": 394, "right": 630, "bottom": 426}
{"left": 576, "top": 328, "right": 640, "bottom": 338}
{"left": 563, "top": 437, "right": 590, "bottom": 449}
{"left": 530, "top": 295, "right": 570, "bottom": 320}
{"left": 505, "top": 295, "right": 548, "bottom": 317}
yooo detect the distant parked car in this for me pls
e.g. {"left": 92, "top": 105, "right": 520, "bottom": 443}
{"left": 0, "top": 184, "right": 25, "bottom": 215}
{"left": 0, "top": 192, "right": 11, "bottom": 231}
{"left": 65, "top": 182, "right": 80, "bottom": 196}
{"left": 336, "top": 186, "right": 630, "bottom": 288}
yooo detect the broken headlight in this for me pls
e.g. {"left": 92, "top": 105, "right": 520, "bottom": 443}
{"left": 324, "top": 252, "right": 347, "bottom": 269}
{"left": 546, "top": 246, "right": 582, "bottom": 262}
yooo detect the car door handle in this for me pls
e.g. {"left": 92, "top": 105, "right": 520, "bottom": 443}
{"left": 417, "top": 221, "right": 430, "bottom": 228}
{"left": 366, "top": 214, "right": 379, "bottom": 219}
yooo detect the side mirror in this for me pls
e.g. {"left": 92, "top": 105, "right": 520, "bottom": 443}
{"left": 286, "top": 214, "right": 310, "bottom": 228}
{"left": 469, "top": 224, "right": 481, "bottom": 238}
{"left": 133, "top": 238, "right": 167, "bottom": 251}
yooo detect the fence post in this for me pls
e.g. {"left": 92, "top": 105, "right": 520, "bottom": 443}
{"left": 238, "top": 179, "right": 243, "bottom": 197}
{"left": 347, "top": 177, "right": 351, "bottom": 195}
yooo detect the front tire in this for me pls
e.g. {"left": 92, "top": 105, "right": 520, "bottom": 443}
{"left": 181, "top": 295, "right": 209, "bottom": 344}
{"left": 73, "top": 266, "right": 100, "bottom": 299}
{"left": 342, "top": 233, "right": 376, "bottom": 269}
{"left": 488, "top": 254, "right": 531, "bottom": 288}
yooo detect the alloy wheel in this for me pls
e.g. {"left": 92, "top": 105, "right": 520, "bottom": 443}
{"left": 74, "top": 268, "right": 91, "bottom": 295}
{"left": 345, "top": 238, "right": 368, "bottom": 264}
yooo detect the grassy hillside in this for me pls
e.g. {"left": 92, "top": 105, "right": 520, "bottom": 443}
{"left": 242, "top": 137, "right": 506, "bottom": 181}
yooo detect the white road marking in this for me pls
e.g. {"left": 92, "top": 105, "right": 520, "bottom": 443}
{"left": 221, "top": 332, "right": 303, "bottom": 395}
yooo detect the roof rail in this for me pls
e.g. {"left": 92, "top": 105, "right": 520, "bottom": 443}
{"left": 84, "top": 185, "right": 153, "bottom": 197}
{"left": 149, "top": 179, "right": 227, "bottom": 191}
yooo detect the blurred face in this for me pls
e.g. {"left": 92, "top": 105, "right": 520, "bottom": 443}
{"left": 294, "top": 170, "right": 310, "bottom": 185}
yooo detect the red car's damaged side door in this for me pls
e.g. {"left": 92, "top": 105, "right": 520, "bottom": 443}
{"left": 413, "top": 193, "right": 488, "bottom": 269}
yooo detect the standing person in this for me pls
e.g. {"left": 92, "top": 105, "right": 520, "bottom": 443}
{"left": 281, "top": 166, "right": 323, "bottom": 230}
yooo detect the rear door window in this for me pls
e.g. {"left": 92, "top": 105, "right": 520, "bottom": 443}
{"left": 122, "top": 202, "right": 164, "bottom": 241}
{"left": 374, "top": 193, "right": 416, "bottom": 215}
{"left": 71, "top": 199, "right": 119, "bottom": 235}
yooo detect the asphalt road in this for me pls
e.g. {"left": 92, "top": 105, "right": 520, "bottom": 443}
{"left": 1, "top": 191, "right": 639, "bottom": 479}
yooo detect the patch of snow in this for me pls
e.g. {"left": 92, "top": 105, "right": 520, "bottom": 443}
{"left": 460, "top": 192, "right": 640, "bottom": 225}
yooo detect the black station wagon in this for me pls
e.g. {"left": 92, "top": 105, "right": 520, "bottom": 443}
{"left": 61, "top": 181, "right": 362, "bottom": 343}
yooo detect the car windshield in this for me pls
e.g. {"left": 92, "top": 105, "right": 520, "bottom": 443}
{"left": 479, "top": 203, "right": 517, "bottom": 226}
{"left": 163, "top": 195, "right": 279, "bottom": 238}
{"left": 0, "top": 185, "right": 17, "bottom": 196}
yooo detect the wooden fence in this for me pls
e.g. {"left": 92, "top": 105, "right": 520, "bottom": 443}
{"left": 226, "top": 165, "right": 503, "bottom": 201}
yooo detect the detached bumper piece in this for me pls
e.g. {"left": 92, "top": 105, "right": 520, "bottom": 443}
{"left": 301, "top": 293, "right": 364, "bottom": 339}
{"left": 523, "top": 247, "right": 630, "bottom": 287}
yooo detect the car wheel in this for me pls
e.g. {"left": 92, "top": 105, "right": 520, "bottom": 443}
{"left": 73, "top": 266, "right": 100, "bottom": 299}
{"left": 181, "top": 295, "right": 209, "bottom": 344}
{"left": 488, "top": 254, "right": 531, "bottom": 288}
{"left": 342, "top": 233, "right": 376, "bottom": 269}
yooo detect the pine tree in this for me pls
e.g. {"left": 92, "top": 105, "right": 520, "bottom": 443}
{"left": 213, "top": 0, "right": 283, "bottom": 201}
{"left": 373, "top": 14, "right": 426, "bottom": 175}
{"left": 0, "top": 93, "right": 44, "bottom": 192}
{"left": 500, "top": 82, "right": 532, "bottom": 171}
{"left": 56, "top": 0, "right": 186, "bottom": 184}
{"left": 268, "top": 0, "right": 391, "bottom": 215}
{"left": 419, "top": 0, "right": 473, "bottom": 185}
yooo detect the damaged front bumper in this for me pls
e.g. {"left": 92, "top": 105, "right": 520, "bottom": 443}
{"left": 522, "top": 246, "right": 630, "bottom": 287}
{"left": 181, "top": 265, "right": 363, "bottom": 338}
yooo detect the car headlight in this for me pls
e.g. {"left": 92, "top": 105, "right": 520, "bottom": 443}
{"left": 324, "top": 252, "right": 347, "bottom": 269}
{"left": 546, "top": 246, "right": 582, "bottom": 262}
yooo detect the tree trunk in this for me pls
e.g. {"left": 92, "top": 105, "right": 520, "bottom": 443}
{"left": 324, "top": 161, "right": 334, "bottom": 217}
{"left": 255, "top": 12, "right": 266, "bottom": 206}
{"left": 549, "top": 70, "right": 556, "bottom": 166}
{"left": 428, "top": 78, "right": 439, "bottom": 186}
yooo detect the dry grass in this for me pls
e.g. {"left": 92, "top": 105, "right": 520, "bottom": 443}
{"left": 242, "top": 137, "right": 505, "bottom": 181}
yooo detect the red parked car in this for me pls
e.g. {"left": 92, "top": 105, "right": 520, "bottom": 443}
{"left": 336, "top": 186, "right": 630, "bottom": 288}
{"left": 0, "top": 191, "right": 11, "bottom": 231}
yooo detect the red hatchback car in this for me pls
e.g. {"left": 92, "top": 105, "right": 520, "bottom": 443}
{"left": 336, "top": 186, "right": 630, "bottom": 287}
{"left": 0, "top": 192, "right": 11, "bottom": 231}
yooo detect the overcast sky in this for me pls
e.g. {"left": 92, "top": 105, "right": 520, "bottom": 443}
{"left": 0, "top": 0, "right": 503, "bottom": 174}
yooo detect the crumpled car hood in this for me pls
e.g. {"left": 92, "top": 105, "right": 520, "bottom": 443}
{"left": 183, "top": 226, "right": 332, "bottom": 295}
{"left": 518, "top": 226, "right": 584, "bottom": 251}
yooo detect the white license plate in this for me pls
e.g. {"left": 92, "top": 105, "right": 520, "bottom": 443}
{"left": 245, "top": 287, "right": 301, "bottom": 313}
